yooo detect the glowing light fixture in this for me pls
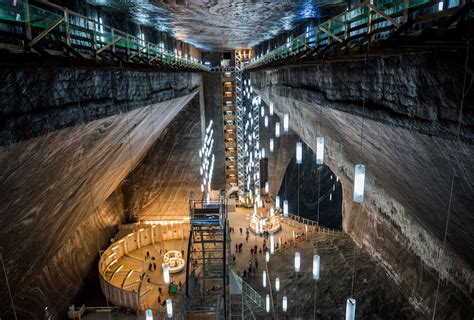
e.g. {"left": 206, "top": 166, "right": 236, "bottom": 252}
{"left": 166, "top": 299, "right": 173, "bottom": 319}
{"left": 283, "top": 200, "right": 288, "bottom": 218}
{"left": 316, "top": 137, "right": 324, "bottom": 165}
{"left": 261, "top": 148, "right": 266, "bottom": 159}
{"left": 275, "top": 277, "right": 280, "bottom": 292}
{"left": 269, "top": 102, "right": 274, "bottom": 115}
{"left": 264, "top": 115, "right": 269, "bottom": 127}
{"left": 270, "top": 234, "right": 275, "bottom": 254}
{"left": 163, "top": 264, "right": 170, "bottom": 284}
{"left": 145, "top": 309, "right": 153, "bottom": 320}
{"left": 261, "top": 106, "right": 265, "bottom": 117}
{"left": 266, "top": 294, "right": 270, "bottom": 313}
{"left": 270, "top": 206, "right": 274, "bottom": 217}
{"left": 312, "top": 255, "right": 320, "bottom": 280}
{"left": 275, "top": 196, "right": 280, "bottom": 209}
{"left": 265, "top": 181, "right": 269, "bottom": 193}
{"left": 294, "top": 252, "right": 301, "bottom": 272}
{"left": 275, "top": 122, "right": 281, "bottom": 138}
{"left": 296, "top": 142, "right": 302, "bottom": 164}
{"left": 282, "top": 296, "right": 288, "bottom": 312}
{"left": 263, "top": 270, "right": 267, "bottom": 287}
{"left": 270, "top": 139, "right": 274, "bottom": 152}
{"left": 266, "top": 251, "right": 270, "bottom": 262}
{"left": 346, "top": 298, "right": 356, "bottom": 320}
{"left": 283, "top": 114, "right": 289, "bottom": 132}
{"left": 353, "top": 164, "right": 366, "bottom": 203}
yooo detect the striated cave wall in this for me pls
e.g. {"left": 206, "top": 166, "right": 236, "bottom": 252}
{"left": 122, "top": 95, "right": 203, "bottom": 220}
{"left": 251, "top": 51, "right": 474, "bottom": 318}
{"left": 0, "top": 68, "right": 201, "bottom": 319}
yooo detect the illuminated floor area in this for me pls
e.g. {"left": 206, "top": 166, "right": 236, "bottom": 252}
{"left": 107, "top": 238, "right": 188, "bottom": 310}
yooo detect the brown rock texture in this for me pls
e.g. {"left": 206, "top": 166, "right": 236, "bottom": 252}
{"left": 0, "top": 68, "right": 199, "bottom": 318}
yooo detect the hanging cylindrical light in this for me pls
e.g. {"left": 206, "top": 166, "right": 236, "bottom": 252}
{"left": 283, "top": 200, "right": 289, "bottom": 218}
{"left": 282, "top": 296, "right": 288, "bottom": 312}
{"left": 275, "top": 196, "right": 280, "bottom": 209}
{"left": 265, "top": 181, "right": 269, "bottom": 194}
{"left": 266, "top": 294, "right": 270, "bottom": 313}
{"left": 283, "top": 114, "right": 289, "bottom": 132}
{"left": 270, "top": 206, "right": 274, "bottom": 217}
{"left": 296, "top": 142, "right": 302, "bottom": 164}
{"left": 312, "top": 255, "right": 320, "bottom": 280}
{"left": 275, "top": 122, "right": 281, "bottom": 138}
{"left": 261, "top": 106, "right": 265, "bottom": 117}
{"left": 163, "top": 264, "right": 170, "bottom": 284}
{"left": 261, "top": 148, "right": 266, "bottom": 159}
{"left": 166, "top": 299, "right": 173, "bottom": 318}
{"left": 145, "top": 309, "right": 153, "bottom": 320}
{"left": 330, "top": 193, "right": 332, "bottom": 201}
{"left": 269, "top": 139, "right": 274, "bottom": 152}
{"left": 270, "top": 234, "right": 275, "bottom": 254}
{"left": 316, "top": 137, "right": 324, "bottom": 165}
{"left": 345, "top": 298, "right": 356, "bottom": 320}
{"left": 269, "top": 102, "right": 274, "bottom": 115}
{"left": 262, "top": 270, "right": 267, "bottom": 287}
{"left": 264, "top": 115, "right": 269, "bottom": 127}
{"left": 275, "top": 277, "right": 280, "bottom": 292}
{"left": 266, "top": 251, "right": 270, "bottom": 262}
{"left": 294, "top": 252, "right": 300, "bottom": 272}
{"left": 353, "top": 164, "right": 366, "bottom": 203}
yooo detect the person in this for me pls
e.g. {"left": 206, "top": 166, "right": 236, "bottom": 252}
{"left": 146, "top": 251, "right": 150, "bottom": 257}
{"left": 243, "top": 270, "right": 247, "bottom": 278}
{"left": 255, "top": 259, "right": 258, "bottom": 269}
{"left": 259, "top": 248, "right": 262, "bottom": 254}
{"left": 245, "top": 235, "right": 248, "bottom": 243}
{"left": 239, "top": 227, "right": 243, "bottom": 235}
{"left": 158, "top": 287, "right": 163, "bottom": 295}
{"left": 232, "top": 255, "right": 236, "bottom": 264}
{"left": 235, "top": 244, "right": 238, "bottom": 252}
{"left": 254, "top": 245, "right": 257, "bottom": 253}
{"left": 181, "top": 249, "right": 185, "bottom": 257}
{"left": 250, "top": 248, "right": 253, "bottom": 255}
{"left": 158, "top": 296, "right": 161, "bottom": 304}
{"left": 179, "top": 281, "right": 182, "bottom": 289}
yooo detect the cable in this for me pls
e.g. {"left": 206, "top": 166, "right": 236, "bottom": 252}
{"left": 432, "top": 40, "right": 470, "bottom": 319}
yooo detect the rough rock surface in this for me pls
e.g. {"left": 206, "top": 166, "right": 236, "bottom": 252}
{"left": 121, "top": 95, "right": 203, "bottom": 219}
{"left": 0, "top": 67, "right": 199, "bottom": 318}
{"left": 0, "top": 68, "right": 199, "bottom": 145}
{"left": 85, "top": 0, "right": 327, "bottom": 50}
{"left": 251, "top": 51, "right": 474, "bottom": 317}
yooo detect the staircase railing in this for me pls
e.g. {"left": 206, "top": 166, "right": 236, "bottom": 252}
{"left": 246, "top": 0, "right": 466, "bottom": 69}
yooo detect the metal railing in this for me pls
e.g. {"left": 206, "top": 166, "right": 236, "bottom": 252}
{"left": 246, "top": 0, "right": 465, "bottom": 69}
{"left": 0, "top": 0, "right": 208, "bottom": 71}
{"left": 282, "top": 213, "right": 343, "bottom": 236}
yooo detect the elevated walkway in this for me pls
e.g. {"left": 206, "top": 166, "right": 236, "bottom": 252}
{"left": 0, "top": 0, "right": 208, "bottom": 72}
{"left": 246, "top": 0, "right": 473, "bottom": 70}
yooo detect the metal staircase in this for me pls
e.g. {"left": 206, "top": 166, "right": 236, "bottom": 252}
{"left": 185, "top": 192, "right": 229, "bottom": 319}
{"left": 228, "top": 270, "right": 266, "bottom": 319}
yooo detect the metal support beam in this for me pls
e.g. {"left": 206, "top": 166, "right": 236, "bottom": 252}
{"left": 28, "top": 17, "right": 64, "bottom": 47}
{"left": 367, "top": 3, "right": 401, "bottom": 28}
{"left": 319, "top": 26, "right": 343, "bottom": 43}
{"left": 96, "top": 36, "right": 123, "bottom": 55}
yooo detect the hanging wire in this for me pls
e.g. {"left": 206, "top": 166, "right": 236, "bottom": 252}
{"left": 0, "top": 249, "right": 17, "bottom": 320}
{"left": 432, "top": 40, "right": 470, "bottom": 320}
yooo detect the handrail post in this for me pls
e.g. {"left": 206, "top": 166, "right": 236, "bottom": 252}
{"left": 111, "top": 28, "right": 116, "bottom": 53}
{"left": 23, "top": 0, "right": 32, "bottom": 51}
{"left": 91, "top": 21, "right": 97, "bottom": 57}
{"left": 63, "top": 9, "right": 70, "bottom": 55}
{"left": 367, "top": 0, "right": 375, "bottom": 43}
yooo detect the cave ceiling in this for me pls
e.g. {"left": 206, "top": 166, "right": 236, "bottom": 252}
{"left": 86, "top": 0, "right": 342, "bottom": 50}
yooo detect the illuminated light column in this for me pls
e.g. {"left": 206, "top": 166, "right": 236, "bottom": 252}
{"left": 163, "top": 264, "right": 170, "bottom": 284}
{"left": 275, "top": 277, "right": 280, "bottom": 292}
{"left": 275, "top": 196, "right": 280, "bottom": 209}
{"left": 316, "top": 137, "right": 324, "bottom": 165}
{"left": 145, "top": 309, "right": 153, "bottom": 320}
{"left": 266, "top": 251, "right": 270, "bottom": 262}
{"left": 166, "top": 299, "right": 173, "bottom": 319}
{"left": 313, "top": 255, "right": 320, "bottom": 280}
{"left": 353, "top": 164, "right": 366, "bottom": 203}
{"left": 269, "top": 102, "right": 274, "bottom": 115}
{"left": 264, "top": 115, "right": 269, "bottom": 127}
{"left": 294, "top": 252, "right": 301, "bottom": 272}
{"left": 265, "top": 181, "right": 269, "bottom": 194}
{"left": 262, "top": 270, "right": 267, "bottom": 287}
{"left": 296, "top": 142, "right": 302, "bottom": 164}
{"left": 346, "top": 298, "right": 356, "bottom": 320}
{"left": 283, "top": 200, "right": 289, "bottom": 218}
{"left": 275, "top": 122, "right": 281, "bottom": 138}
{"left": 270, "top": 234, "right": 275, "bottom": 254}
{"left": 269, "top": 139, "right": 274, "bottom": 152}
{"left": 270, "top": 206, "right": 274, "bottom": 217}
{"left": 283, "top": 114, "right": 289, "bottom": 132}
{"left": 266, "top": 294, "right": 270, "bottom": 313}
{"left": 282, "top": 296, "right": 288, "bottom": 312}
